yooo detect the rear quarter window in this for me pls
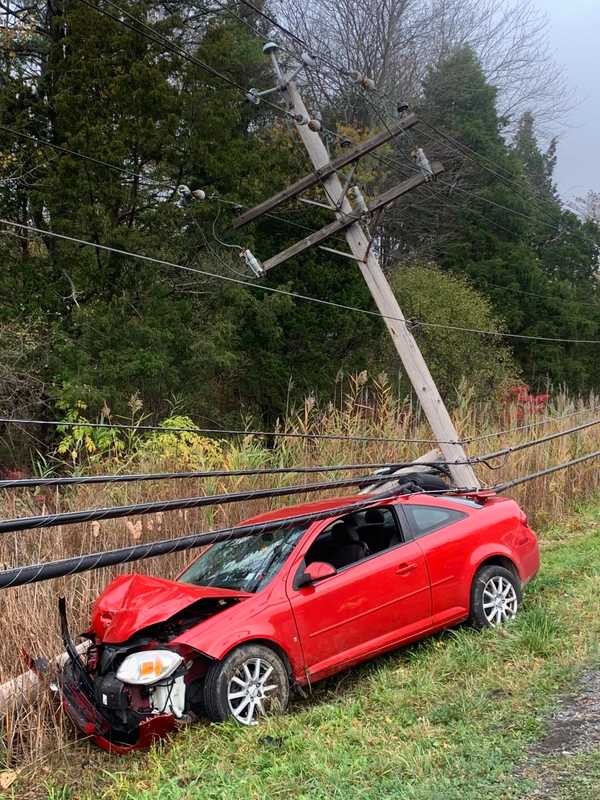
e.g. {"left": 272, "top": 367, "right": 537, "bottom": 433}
{"left": 404, "top": 505, "right": 467, "bottom": 538}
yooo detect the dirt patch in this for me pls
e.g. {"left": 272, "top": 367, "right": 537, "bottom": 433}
{"left": 521, "top": 669, "right": 600, "bottom": 799}
{"left": 531, "top": 670, "right": 600, "bottom": 758}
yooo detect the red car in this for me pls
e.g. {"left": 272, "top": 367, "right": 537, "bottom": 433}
{"left": 57, "top": 487, "right": 539, "bottom": 752}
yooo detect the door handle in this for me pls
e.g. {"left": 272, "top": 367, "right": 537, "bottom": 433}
{"left": 396, "top": 562, "right": 417, "bottom": 576}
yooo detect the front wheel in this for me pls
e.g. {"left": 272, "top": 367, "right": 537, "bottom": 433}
{"left": 470, "top": 565, "right": 522, "bottom": 628}
{"left": 202, "top": 644, "right": 289, "bottom": 725}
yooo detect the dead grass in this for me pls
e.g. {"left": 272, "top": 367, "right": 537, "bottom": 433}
{"left": 1, "top": 376, "right": 599, "bottom": 766}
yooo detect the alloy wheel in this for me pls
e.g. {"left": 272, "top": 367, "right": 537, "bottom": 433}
{"left": 226, "top": 657, "right": 279, "bottom": 725}
{"left": 482, "top": 574, "right": 518, "bottom": 625}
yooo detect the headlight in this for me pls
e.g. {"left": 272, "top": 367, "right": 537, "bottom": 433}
{"left": 116, "top": 650, "right": 183, "bottom": 685}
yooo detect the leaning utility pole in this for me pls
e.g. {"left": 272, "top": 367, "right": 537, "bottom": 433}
{"left": 237, "top": 43, "right": 478, "bottom": 489}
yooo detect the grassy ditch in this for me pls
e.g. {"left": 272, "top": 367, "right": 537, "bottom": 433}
{"left": 8, "top": 496, "right": 600, "bottom": 800}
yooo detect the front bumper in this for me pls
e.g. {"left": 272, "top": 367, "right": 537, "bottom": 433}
{"left": 56, "top": 597, "right": 178, "bottom": 753}
{"left": 59, "top": 661, "right": 177, "bottom": 753}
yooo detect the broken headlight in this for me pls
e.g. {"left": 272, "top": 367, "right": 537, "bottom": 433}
{"left": 116, "top": 650, "right": 183, "bottom": 686}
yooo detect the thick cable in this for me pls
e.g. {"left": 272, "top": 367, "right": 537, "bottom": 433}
{"left": 0, "top": 125, "right": 170, "bottom": 187}
{"left": 494, "top": 450, "right": 600, "bottom": 493}
{"left": 0, "top": 486, "right": 464, "bottom": 589}
{"left": 0, "top": 460, "right": 416, "bottom": 490}
{"left": 464, "top": 406, "right": 600, "bottom": 444}
{"left": 476, "top": 416, "right": 600, "bottom": 462}
{"left": 0, "top": 471, "right": 474, "bottom": 534}
{"left": 78, "top": 0, "right": 297, "bottom": 123}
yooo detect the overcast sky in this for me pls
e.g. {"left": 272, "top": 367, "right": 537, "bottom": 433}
{"left": 536, "top": 0, "right": 600, "bottom": 203}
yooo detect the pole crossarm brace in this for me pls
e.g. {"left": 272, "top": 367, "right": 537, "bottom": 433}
{"left": 262, "top": 163, "right": 443, "bottom": 271}
{"left": 231, "top": 114, "right": 419, "bottom": 229}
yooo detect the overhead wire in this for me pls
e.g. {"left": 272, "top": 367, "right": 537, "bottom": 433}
{"left": 494, "top": 450, "right": 600, "bottom": 493}
{"left": 0, "top": 415, "right": 450, "bottom": 444}
{"left": 362, "top": 118, "right": 600, "bottom": 316}
{"left": 463, "top": 405, "right": 600, "bottom": 443}
{"left": 3, "top": 217, "right": 600, "bottom": 344}
{"left": 77, "top": 0, "right": 299, "bottom": 124}
{"left": 0, "top": 460, "right": 424, "bottom": 490}
{"left": 0, "top": 124, "right": 171, "bottom": 188}
{"left": 0, "top": 124, "right": 347, "bottom": 242}
{"left": 0, "top": 486, "right": 467, "bottom": 589}
{"left": 476, "top": 415, "right": 600, "bottom": 463}
{"left": 0, "top": 470, "right": 476, "bottom": 535}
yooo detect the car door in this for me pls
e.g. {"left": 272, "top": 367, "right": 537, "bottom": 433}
{"left": 401, "top": 500, "right": 477, "bottom": 625}
{"left": 285, "top": 506, "right": 432, "bottom": 682}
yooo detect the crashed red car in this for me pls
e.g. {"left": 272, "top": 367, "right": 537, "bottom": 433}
{"left": 57, "top": 478, "right": 539, "bottom": 752}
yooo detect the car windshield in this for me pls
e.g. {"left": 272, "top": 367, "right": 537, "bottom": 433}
{"left": 178, "top": 523, "right": 309, "bottom": 593}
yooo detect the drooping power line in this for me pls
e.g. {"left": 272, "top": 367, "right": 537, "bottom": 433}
{"left": 3, "top": 217, "right": 600, "bottom": 345}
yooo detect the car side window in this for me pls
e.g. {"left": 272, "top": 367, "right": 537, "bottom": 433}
{"left": 404, "top": 505, "right": 466, "bottom": 538}
{"left": 304, "top": 506, "right": 404, "bottom": 571}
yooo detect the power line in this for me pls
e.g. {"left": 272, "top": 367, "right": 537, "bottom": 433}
{"left": 0, "top": 416, "right": 449, "bottom": 445}
{"left": 4, "top": 217, "right": 600, "bottom": 345}
{"left": 0, "top": 124, "right": 170, "bottom": 187}
{"left": 464, "top": 405, "right": 600, "bottom": 444}
{"left": 0, "top": 460, "right": 425, "bottom": 490}
{"left": 419, "top": 120, "right": 600, "bottom": 252}
{"left": 359, "top": 89, "right": 600, "bottom": 275}
{"left": 0, "top": 471, "right": 471, "bottom": 535}
{"left": 478, "top": 416, "right": 600, "bottom": 462}
{"left": 0, "top": 123, "right": 345, "bottom": 241}
{"left": 7, "top": 412, "right": 596, "bottom": 490}
{"left": 0, "top": 486, "right": 436, "bottom": 589}
{"left": 494, "top": 449, "right": 600, "bottom": 493}
{"left": 78, "top": 0, "right": 296, "bottom": 123}
{"left": 365, "top": 126, "right": 600, "bottom": 315}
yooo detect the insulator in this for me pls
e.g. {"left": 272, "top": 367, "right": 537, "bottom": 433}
{"left": 240, "top": 248, "right": 264, "bottom": 277}
{"left": 413, "top": 147, "right": 433, "bottom": 178}
{"left": 246, "top": 88, "right": 260, "bottom": 105}
{"left": 177, "top": 185, "right": 191, "bottom": 198}
{"left": 351, "top": 186, "right": 369, "bottom": 214}
{"left": 301, "top": 51, "right": 317, "bottom": 67}
{"left": 308, "top": 118, "right": 322, "bottom": 132}
{"left": 191, "top": 189, "right": 206, "bottom": 201}
{"left": 361, "top": 77, "right": 376, "bottom": 91}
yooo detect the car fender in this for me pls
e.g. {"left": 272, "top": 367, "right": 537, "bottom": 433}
{"left": 468, "top": 543, "right": 521, "bottom": 585}
{"left": 172, "top": 600, "right": 306, "bottom": 682}
{"left": 185, "top": 627, "right": 305, "bottom": 681}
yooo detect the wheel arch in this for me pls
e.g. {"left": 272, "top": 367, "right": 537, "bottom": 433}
{"left": 217, "top": 637, "right": 297, "bottom": 682}
{"left": 474, "top": 554, "right": 520, "bottom": 580}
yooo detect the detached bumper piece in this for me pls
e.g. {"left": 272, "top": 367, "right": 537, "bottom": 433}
{"left": 57, "top": 598, "right": 177, "bottom": 753}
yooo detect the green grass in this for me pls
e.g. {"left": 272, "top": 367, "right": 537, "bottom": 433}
{"left": 13, "top": 501, "right": 600, "bottom": 799}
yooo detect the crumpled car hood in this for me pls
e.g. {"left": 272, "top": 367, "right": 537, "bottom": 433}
{"left": 90, "top": 574, "right": 251, "bottom": 644}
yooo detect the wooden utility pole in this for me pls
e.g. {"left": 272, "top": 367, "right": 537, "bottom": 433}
{"left": 240, "top": 45, "right": 478, "bottom": 489}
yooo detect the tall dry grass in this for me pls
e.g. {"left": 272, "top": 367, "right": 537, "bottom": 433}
{"left": 1, "top": 375, "right": 599, "bottom": 766}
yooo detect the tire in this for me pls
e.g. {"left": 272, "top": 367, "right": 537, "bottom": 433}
{"left": 202, "top": 644, "right": 289, "bottom": 725}
{"left": 469, "top": 564, "right": 522, "bottom": 629}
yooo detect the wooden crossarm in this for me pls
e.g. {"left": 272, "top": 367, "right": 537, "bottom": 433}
{"left": 261, "top": 162, "right": 443, "bottom": 271}
{"left": 231, "top": 114, "right": 419, "bottom": 229}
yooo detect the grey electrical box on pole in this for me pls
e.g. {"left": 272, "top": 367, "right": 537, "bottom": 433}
{"left": 240, "top": 43, "right": 479, "bottom": 489}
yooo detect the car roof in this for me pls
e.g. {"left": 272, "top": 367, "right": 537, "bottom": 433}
{"left": 238, "top": 490, "right": 487, "bottom": 528}
{"left": 240, "top": 493, "right": 366, "bottom": 527}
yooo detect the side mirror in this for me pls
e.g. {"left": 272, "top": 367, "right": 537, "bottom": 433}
{"left": 296, "top": 561, "right": 336, "bottom": 588}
